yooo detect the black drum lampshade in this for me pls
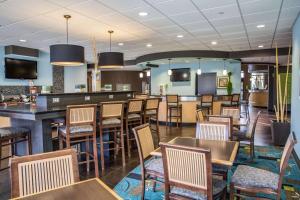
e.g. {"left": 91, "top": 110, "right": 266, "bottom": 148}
{"left": 50, "top": 44, "right": 85, "bottom": 66}
{"left": 98, "top": 52, "right": 124, "bottom": 68}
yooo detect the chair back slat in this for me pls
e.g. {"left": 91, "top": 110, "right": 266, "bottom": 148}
{"left": 201, "top": 94, "right": 213, "bottom": 103}
{"left": 248, "top": 111, "right": 261, "bottom": 140}
{"left": 160, "top": 143, "right": 213, "bottom": 199}
{"left": 128, "top": 99, "right": 143, "bottom": 113}
{"left": 101, "top": 102, "right": 124, "bottom": 118}
{"left": 145, "top": 98, "right": 160, "bottom": 110}
{"left": 196, "top": 122, "right": 229, "bottom": 141}
{"left": 207, "top": 115, "right": 232, "bottom": 138}
{"left": 280, "top": 132, "right": 297, "bottom": 172}
{"left": 68, "top": 105, "right": 96, "bottom": 125}
{"left": 222, "top": 107, "right": 240, "bottom": 120}
{"left": 166, "top": 95, "right": 179, "bottom": 104}
{"left": 10, "top": 149, "right": 79, "bottom": 198}
{"left": 196, "top": 109, "right": 206, "bottom": 123}
{"left": 132, "top": 124, "right": 155, "bottom": 159}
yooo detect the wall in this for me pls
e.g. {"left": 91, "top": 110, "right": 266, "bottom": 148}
{"left": 291, "top": 15, "right": 300, "bottom": 156}
{"left": 64, "top": 65, "right": 87, "bottom": 93}
{"left": 151, "top": 60, "right": 241, "bottom": 95}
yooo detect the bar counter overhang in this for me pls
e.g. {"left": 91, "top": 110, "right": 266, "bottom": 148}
{"left": 0, "top": 91, "right": 135, "bottom": 154}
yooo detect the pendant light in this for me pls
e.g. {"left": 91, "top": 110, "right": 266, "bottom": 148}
{"left": 98, "top": 30, "right": 124, "bottom": 68}
{"left": 167, "top": 58, "right": 172, "bottom": 76}
{"left": 139, "top": 72, "right": 144, "bottom": 78}
{"left": 147, "top": 70, "right": 151, "bottom": 77}
{"left": 50, "top": 15, "right": 85, "bottom": 66}
{"left": 197, "top": 58, "right": 202, "bottom": 75}
{"left": 222, "top": 59, "right": 228, "bottom": 75}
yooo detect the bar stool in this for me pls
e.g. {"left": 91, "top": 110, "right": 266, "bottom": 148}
{"left": 166, "top": 94, "right": 182, "bottom": 127}
{"left": 143, "top": 98, "right": 160, "bottom": 143}
{"left": 198, "top": 94, "right": 214, "bottom": 115}
{"left": 125, "top": 99, "right": 143, "bottom": 158}
{"left": 231, "top": 94, "right": 240, "bottom": 106}
{"left": 0, "top": 127, "right": 32, "bottom": 171}
{"left": 240, "top": 92, "right": 250, "bottom": 119}
{"left": 98, "top": 101, "right": 125, "bottom": 174}
{"left": 58, "top": 104, "right": 99, "bottom": 177}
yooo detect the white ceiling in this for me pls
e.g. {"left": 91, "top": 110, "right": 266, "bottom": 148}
{"left": 0, "top": 0, "right": 299, "bottom": 63}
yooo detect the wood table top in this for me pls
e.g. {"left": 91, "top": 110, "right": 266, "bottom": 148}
{"left": 151, "top": 137, "right": 239, "bottom": 166}
{"left": 12, "top": 178, "right": 122, "bottom": 200}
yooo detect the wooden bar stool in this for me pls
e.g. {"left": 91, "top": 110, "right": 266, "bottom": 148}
{"left": 0, "top": 127, "right": 32, "bottom": 171}
{"left": 125, "top": 99, "right": 143, "bottom": 158}
{"left": 98, "top": 101, "right": 125, "bottom": 174}
{"left": 166, "top": 95, "right": 182, "bottom": 127}
{"left": 198, "top": 94, "right": 214, "bottom": 115}
{"left": 143, "top": 98, "right": 160, "bottom": 144}
{"left": 58, "top": 104, "right": 99, "bottom": 177}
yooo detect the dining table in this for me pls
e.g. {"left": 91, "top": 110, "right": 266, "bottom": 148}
{"left": 11, "top": 178, "right": 122, "bottom": 200}
{"left": 151, "top": 137, "right": 239, "bottom": 166}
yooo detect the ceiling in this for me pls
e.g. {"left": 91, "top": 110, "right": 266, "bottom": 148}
{"left": 0, "top": 0, "right": 299, "bottom": 63}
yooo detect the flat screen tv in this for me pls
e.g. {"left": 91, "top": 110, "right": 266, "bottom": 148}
{"left": 170, "top": 68, "right": 190, "bottom": 82}
{"left": 5, "top": 58, "right": 37, "bottom": 79}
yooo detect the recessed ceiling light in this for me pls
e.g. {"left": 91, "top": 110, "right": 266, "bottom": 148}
{"left": 177, "top": 34, "right": 184, "bottom": 38}
{"left": 211, "top": 41, "right": 217, "bottom": 45}
{"left": 256, "top": 24, "right": 265, "bottom": 28}
{"left": 146, "top": 43, "right": 152, "bottom": 47}
{"left": 19, "top": 39, "right": 26, "bottom": 42}
{"left": 139, "top": 12, "right": 148, "bottom": 16}
{"left": 218, "top": 11, "right": 225, "bottom": 15}
{"left": 258, "top": 45, "right": 264, "bottom": 48}
{"left": 118, "top": 42, "right": 124, "bottom": 46}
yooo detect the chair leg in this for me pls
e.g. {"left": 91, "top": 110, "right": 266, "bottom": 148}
{"left": 27, "top": 132, "right": 32, "bottom": 155}
{"left": 58, "top": 133, "right": 63, "bottom": 150}
{"left": 85, "top": 136, "right": 90, "bottom": 172}
{"left": 229, "top": 183, "right": 235, "bottom": 200}
{"left": 120, "top": 126, "right": 126, "bottom": 167}
{"left": 156, "top": 117, "right": 160, "bottom": 144}
{"left": 0, "top": 140, "right": 2, "bottom": 169}
{"left": 93, "top": 134, "right": 99, "bottom": 178}
{"left": 152, "top": 179, "right": 157, "bottom": 192}
{"left": 126, "top": 120, "right": 131, "bottom": 158}
{"left": 141, "top": 174, "right": 146, "bottom": 200}
{"left": 99, "top": 129, "right": 105, "bottom": 174}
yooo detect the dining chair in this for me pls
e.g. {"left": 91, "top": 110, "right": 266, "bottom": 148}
{"left": 58, "top": 104, "right": 98, "bottom": 177}
{"left": 135, "top": 93, "right": 149, "bottom": 99}
{"left": 230, "top": 94, "right": 240, "bottom": 106}
{"left": 232, "top": 111, "right": 261, "bottom": 160}
{"left": 160, "top": 142, "right": 227, "bottom": 200}
{"left": 221, "top": 106, "right": 240, "bottom": 121}
{"left": 143, "top": 98, "right": 160, "bottom": 143}
{"left": 196, "top": 121, "right": 229, "bottom": 141}
{"left": 166, "top": 94, "right": 182, "bottom": 127}
{"left": 125, "top": 99, "right": 144, "bottom": 158}
{"left": 230, "top": 132, "right": 297, "bottom": 200}
{"left": 207, "top": 115, "right": 233, "bottom": 139}
{"left": 10, "top": 149, "right": 79, "bottom": 198}
{"left": 196, "top": 109, "right": 206, "bottom": 123}
{"left": 98, "top": 101, "right": 125, "bottom": 174}
{"left": 199, "top": 94, "right": 214, "bottom": 115}
{"left": 132, "top": 123, "right": 164, "bottom": 200}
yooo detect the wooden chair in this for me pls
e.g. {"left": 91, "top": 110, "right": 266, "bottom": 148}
{"left": 58, "top": 104, "right": 98, "bottom": 177}
{"left": 125, "top": 99, "right": 144, "bottom": 158}
{"left": 166, "top": 95, "right": 182, "bottom": 127}
{"left": 134, "top": 93, "right": 149, "bottom": 99}
{"left": 132, "top": 124, "right": 164, "bottom": 200}
{"left": 196, "top": 109, "right": 206, "bottom": 123}
{"left": 230, "top": 132, "right": 297, "bottom": 200}
{"left": 232, "top": 111, "right": 261, "bottom": 160}
{"left": 240, "top": 92, "right": 250, "bottom": 119}
{"left": 231, "top": 93, "right": 240, "bottom": 106}
{"left": 10, "top": 149, "right": 79, "bottom": 198}
{"left": 0, "top": 127, "right": 32, "bottom": 171}
{"left": 199, "top": 94, "right": 214, "bottom": 115}
{"left": 196, "top": 121, "right": 229, "bottom": 141}
{"left": 160, "top": 142, "right": 227, "bottom": 200}
{"left": 143, "top": 98, "right": 160, "bottom": 143}
{"left": 207, "top": 115, "right": 233, "bottom": 139}
{"left": 221, "top": 106, "right": 240, "bottom": 121}
{"left": 98, "top": 101, "right": 125, "bottom": 174}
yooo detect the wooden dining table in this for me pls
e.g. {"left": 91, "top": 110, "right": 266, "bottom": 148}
{"left": 12, "top": 178, "right": 122, "bottom": 200}
{"left": 151, "top": 137, "right": 239, "bottom": 166}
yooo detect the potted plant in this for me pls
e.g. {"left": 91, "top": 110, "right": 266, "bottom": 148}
{"left": 271, "top": 45, "right": 291, "bottom": 146}
{"left": 227, "top": 72, "right": 233, "bottom": 95}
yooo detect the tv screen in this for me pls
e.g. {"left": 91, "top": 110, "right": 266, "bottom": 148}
{"left": 170, "top": 68, "right": 190, "bottom": 82}
{"left": 5, "top": 58, "right": 37, "bottom": 79}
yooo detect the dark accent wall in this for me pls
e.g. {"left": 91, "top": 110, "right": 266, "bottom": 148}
{"left": 52, "top": 66, "right": 64, "bottom": 93}
{"left": 0, "top": 86, "right": 42, "bottom": 95}
{"left": 101, "top": 71, "right": 142, "bottom": 92}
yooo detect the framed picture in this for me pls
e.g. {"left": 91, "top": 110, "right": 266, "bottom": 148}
{"left": 217, "top": 76, "right": 229, "bottom": 88}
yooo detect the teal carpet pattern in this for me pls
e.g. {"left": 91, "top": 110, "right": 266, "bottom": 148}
{"left": 114, "top": 145, "right": 300, "bottom": 199}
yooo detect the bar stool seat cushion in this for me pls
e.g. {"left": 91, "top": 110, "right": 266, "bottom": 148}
{"left": 128, "top": 114, "right": 141, "bottom": 119}
{"left": 145, "top": 157, "right": 164, "bottom": 175}
{"left": 102, "top": 118, "right": 121, "bottom": 125}
{"left": 171, "top": 178, "right": 226, "bottom": 200}
{"left": 0, "top": 127, "right": 30, "bottom": 138}
{"left": 59, "top": 125, "right": 93, "bottom": 134}
{"left": 145, "top": 110, "right": 157, "bottom": 115}
{"left": 231, "top": 165, "right": 279, "bottom": 190}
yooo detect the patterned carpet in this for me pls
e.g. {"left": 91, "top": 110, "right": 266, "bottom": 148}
{"left": 114, "top": 145, "right": 300, "bottom": 199}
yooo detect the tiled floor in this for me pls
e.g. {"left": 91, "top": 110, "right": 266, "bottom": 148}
{"left": 0, "top": 107, "right": 275, "bottom": 199}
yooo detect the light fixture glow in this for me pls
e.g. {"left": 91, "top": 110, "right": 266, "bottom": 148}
{"left": 19, "top": 39, "right": 26, "bottom": 42}
{"left": 211, "top": 41, "right": 217, "bottom": 45}
{"left": 146, "top": 43, "right": 152, "bottom": 47}
{"left": 177, "top": 34, "right": 184, "bottom": 38}
{"left": 223, "top": 69, "right": 228, "bottom": 75}
{"left": 139, "top": 12, "right": 148, "bottom": 16}
{"left": 258, "top": 45, "right": 264, "bottom": 48}
{"left": 197, "top": 68, "right": 202, "bottom": 75}
{"left": 118, "top": 42, "right": 124, "bottom": 46}
{"left": 168, "top": 58, "right": 172, "bottom": 76}
{"left": 197, "top": 58, "right": 202, "bottom": 75}
{"left": 139, "top": 72, "right": 143, "bottom": 78}
{"left": 147, "top": 70, "right": 151, "bottom": 77}
{"left": 256, "top": 24, "right": 265, "bottom": 28}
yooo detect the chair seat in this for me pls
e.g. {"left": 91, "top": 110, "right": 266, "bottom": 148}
{"left": 145, "top": 157, "right": 164, "bottom": 175}
{"left": 127, "top": 113, "right": 141, "bottom": 119}
{"left": 145, "top": 110, "right": 157, "bottom": 115}
{"left": 0, "top": 127, "right": 30, "bottom": 139}
{"left": 59, "top": 125, "right": 93, "bottom": 134}
{"left": 231, "top": 165, "right": 279, "bottom": 190}
{"left": 171, "top": 178, "right": 226, "bottom": 200}
{"left": 102, "top": 118, "right": 121, "bottom": 125}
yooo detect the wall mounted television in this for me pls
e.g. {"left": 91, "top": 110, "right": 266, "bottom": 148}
{"left": 170, "top": 68, "right": 190, "bottom": 82}
{"left": 5, "top": 58, "right": 37, "bottom": 79}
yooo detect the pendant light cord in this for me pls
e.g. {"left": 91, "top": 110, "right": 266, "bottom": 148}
{"left": 108, "top": 30, "right": 114, "bottom": 52}
{"left": 64, "top": 15, "right": 71, "bottom": 44}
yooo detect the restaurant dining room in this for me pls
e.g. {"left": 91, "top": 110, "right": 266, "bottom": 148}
{"left": 1, "top": 0, "right": 300, "bottom": 199}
